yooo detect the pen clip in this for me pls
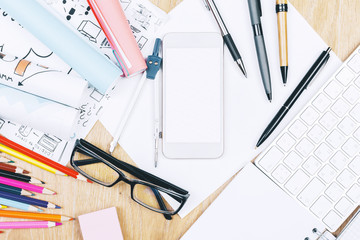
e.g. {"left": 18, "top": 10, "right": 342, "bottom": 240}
{"left": 202, "top": 0, "right": 210, "bottom": 11}
{"left": 257, "top": 0, "right": 262, "bottom": 17}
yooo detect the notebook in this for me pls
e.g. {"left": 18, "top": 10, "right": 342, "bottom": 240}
{"left": 337, "top": 209, "right": 360, "bottom": 240}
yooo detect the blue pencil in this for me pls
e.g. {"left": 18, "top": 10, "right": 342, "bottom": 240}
{"left": 0, "top": 191, "right": 60, "bottom": 209}
{"left": 0, "top": 196, "right": 42, "bottom": 212}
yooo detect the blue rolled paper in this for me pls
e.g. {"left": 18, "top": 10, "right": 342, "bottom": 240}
{"left": 0, "top": 0, "right": 122, "bottom": 93}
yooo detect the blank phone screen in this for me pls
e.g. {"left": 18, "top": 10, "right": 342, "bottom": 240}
{"left": 163, "top": 47, "right": 222, "bottom": 143}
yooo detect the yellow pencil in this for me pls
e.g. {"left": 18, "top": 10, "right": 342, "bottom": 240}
{"left": 0, "top": 144, "right": 66, "bottom": 176}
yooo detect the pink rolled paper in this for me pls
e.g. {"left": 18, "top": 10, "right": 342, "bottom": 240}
{"left": 88, "top": 0, "right": 147, "bottom": 77}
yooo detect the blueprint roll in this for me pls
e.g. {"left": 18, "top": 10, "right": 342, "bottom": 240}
{"left": 0, "top": 0, "right": 122, "bottom": 94}
{"left": 0, "top": 84, "right": 78, "bottom": 140}
{"left": 0, "top": 53, "right": 88, "bottom": 108}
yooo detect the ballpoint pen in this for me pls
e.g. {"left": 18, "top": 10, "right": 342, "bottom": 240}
{"left": 203, "top": 0, "right": 247, "bottom": 77}
{"left": 109, "top": 39, "right": 162, "bottom": 156}
{"left": 247, "top": 0, "right": 272, "bottom": 102}
{"left": 256, "top": 47, "right": 331, "bottom": 147}
{"left": 276, "top": 0, "right": 289, "bottom": 85}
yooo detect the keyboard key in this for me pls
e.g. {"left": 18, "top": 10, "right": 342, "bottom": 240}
{"left": 284, "top": 151, "right": 303, "bottom": 170}
{"left": 338, "top": 116, "right": 357, "bottom": 136}
{"left": 303, "top": 156, "right": 321, "bottom": 175}
{"left": 355, "top": 76, "right": 360, "bottom": 89}
{"left": 296, "top": 138, "right": 315, "bottom": 157}
{"left": 288, "top": 120, "right": 308, "bottom": 139}
{"left": 285, "top": 169, "right": 310, "bottom": 195}
{"left": 318, "top": 164, "right": 337, "bottom": 184}
{"left": 336, "top": 67, "right": 355, "bottom": 86}
{"left": 354, "top": 127, "right": 360, "bottom": 141}
{"left": 347, "top": 184, "right": 360, "bottom": 202}
{"left": 325, "top": 182, "right": 344, "bottom": 202}
{"left": 258, "top": 146, "right": 284, "bottom": 172}
{"left": 298, "top": 178, "right": 325, "bottom": 207}
{"left": 326, "top": 130, "right": 345, "bottom": 149}
{"left": 342, "top": 138, "right": 360, "bottom": 157}
{"left": 335, "top": 197, "right": 354, "bottom": 217}
{"left": 343, "top": 85, "right": 360, "bottom": 105}
{"left": 301, "top": 107, "right": 319, "bottom": 126}
{"left": 349, "top": 156, "right": 360, "bottom": 175}
{"left": 276, "top": 133, "right": 296, "bottom": 152}
{"left": 323, "top": 210, "right": 342, "bottom": 231}
{"left": 312, "top": 93, "right": 331, "bottom": 112}
{"left": 330, "top": 151, "right": 348, "bottom": 170}
{"left": 324, "top": 80, "right": 343, "bottom": 99}
{"left": 310, "top": 196, "right": 333, "bottom": 219}
{"left": 319, "top": 112, "right": 338, "bottom": 130}
{"left": 347, "top": 54, "right": 360, "bottom": 73}
{"left": 272, "top": 164, "right": 291, "bottom": 184}
{"left": 331, "top": 99, "right": 350, "bottom": 118}
{"left": 307, "top": 125, "right": 326, "bottom": 144}
{"left": 350, "top": 103, "right": 360, "bottom": 122}
{"left": 337, "top": 169, "right": 356, "bottom": 189}
{"left": 314, "top": 143, "right": 333, "bottom": 162}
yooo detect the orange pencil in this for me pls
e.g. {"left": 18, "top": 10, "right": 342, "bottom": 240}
{"left": 0, "top": 210, "right": 73, "bottom": 222}
{"left": 0, "top": 163, "right": 29, "bottom": 174}
{"left": 0, "top": 135, "right": 91, "bottom": 183}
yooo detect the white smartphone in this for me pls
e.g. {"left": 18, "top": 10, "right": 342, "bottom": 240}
{"left": 162, "top": 32, "right": 224, "bottom": 159}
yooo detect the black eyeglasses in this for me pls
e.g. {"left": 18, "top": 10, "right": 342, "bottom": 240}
{"left": 70, "top": 139, "right": 189, "bottom": 217}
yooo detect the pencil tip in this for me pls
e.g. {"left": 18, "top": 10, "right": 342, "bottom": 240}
{"left": 55, "top": 222, "right": 62, "bottom": 226}
{"left": 8, "top": 160, "right": 14, "bottom": 163}
{"left": 41, "top": 181, "right": 45, "bottom": 184}
{"left": 24, "top": 170, "right": 30, "bottom": 174}
{"left": 31, "top": 193, "right": 35, "bottom": 196}
{"left": 70, "top": 218, "right": 75, "bottom": 221}
{"left": 55, "top": 205, "right": 61, "bottom": 209}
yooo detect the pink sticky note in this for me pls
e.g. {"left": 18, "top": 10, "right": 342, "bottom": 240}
{"left": 78, "top": 207, "right": 124, "bottom": 240}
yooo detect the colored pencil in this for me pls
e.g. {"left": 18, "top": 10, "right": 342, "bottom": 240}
{"left": 0, "top": 169, "right": 44, "bottom": 184}
{"left": 0, "top": 176, "right": 56, "bottom": 195}
{"left": 0, "top": 183, "right": 34, "bottom": 196}
{"left": 0, "top": 157, "right": 14, "bottom": 163}
{"left": 0, "top": 205, "right": 7, "bottom": 209}
{"left": 0, "top": 221, "right": 61, "bottom": 229}
{"left": 0, "top": 135, "right": 91, "bottom": 182}
{"left": 0, "top": 196, "right": 42, "bottom": 212}
{"left": 0, "top": 210, "right": 73, "bottom": 222}
{"left": 0, "top": 143, "right": 65, "bottom": 176}
{"left": 0, "top": 191, "right": 60, "bottom": 209}
{"left": 0, "top": 163, "right": 29, "bottom": 174}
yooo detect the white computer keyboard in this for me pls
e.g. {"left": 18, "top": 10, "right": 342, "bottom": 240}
{"left": 255, "top": 45, "right": 360, "bottom": 232}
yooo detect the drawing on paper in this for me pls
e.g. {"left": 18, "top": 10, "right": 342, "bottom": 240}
{"left": 18, "top": 125, "right": 32, "bottom": 137}
{"left": 37, "top": 134, "right": 61, "bottom": 152}
{"left": 77, "top": 20, "right": 101, "bottom": 43}
{"left": 0, "top": 119, "right": 4, "bottom": 129}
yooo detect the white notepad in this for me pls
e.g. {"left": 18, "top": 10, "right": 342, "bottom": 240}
{"left": 337, "top": 209, "right": 360, "bottom": 240}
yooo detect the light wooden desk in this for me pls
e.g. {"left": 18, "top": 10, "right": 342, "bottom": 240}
{"left": 1, "top": 0, "right": 360, "bottom": 239}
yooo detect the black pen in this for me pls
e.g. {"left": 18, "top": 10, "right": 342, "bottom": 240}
{"left": 203, "top": 0, "right": 247, "bottom": 77}
{"left": 256, "top": 47, "right": 331, "bottom": 148}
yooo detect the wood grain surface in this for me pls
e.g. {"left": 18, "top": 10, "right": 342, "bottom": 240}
{"left": 1, "top": 0, "right": 360, "bottom": 239}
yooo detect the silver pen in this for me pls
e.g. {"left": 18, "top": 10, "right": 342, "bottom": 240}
{"left": 203, "top": 0, "right": 247, "bottom": 77}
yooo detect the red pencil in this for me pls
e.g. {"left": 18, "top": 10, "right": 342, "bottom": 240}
{"left": 0, "top": 135, "right": 91, "bottom": 183}
{"left": 0, "top": 163, "right": 29, "bottom": 174}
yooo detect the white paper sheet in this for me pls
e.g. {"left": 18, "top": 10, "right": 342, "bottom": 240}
{"left": 100, "top": 0, "right": 342, "bottom": 217}
{"left": 0, "top": 0, "right": 167, "bottom": 165}
{"left": 181, "top": 164, "right": 326, "bottom": 240}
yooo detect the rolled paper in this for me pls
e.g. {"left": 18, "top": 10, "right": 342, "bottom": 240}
{"left": 0, "top": 0, "right": 122, "bottom": 93}
{"left": 0, "top": 83, "right": 78, "bottom": 139}
{"left": 88, "top": 0, "right": 147, "bottom": 76}
{"left": 0, "top": 52, "right": 88, "bottom": 108}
